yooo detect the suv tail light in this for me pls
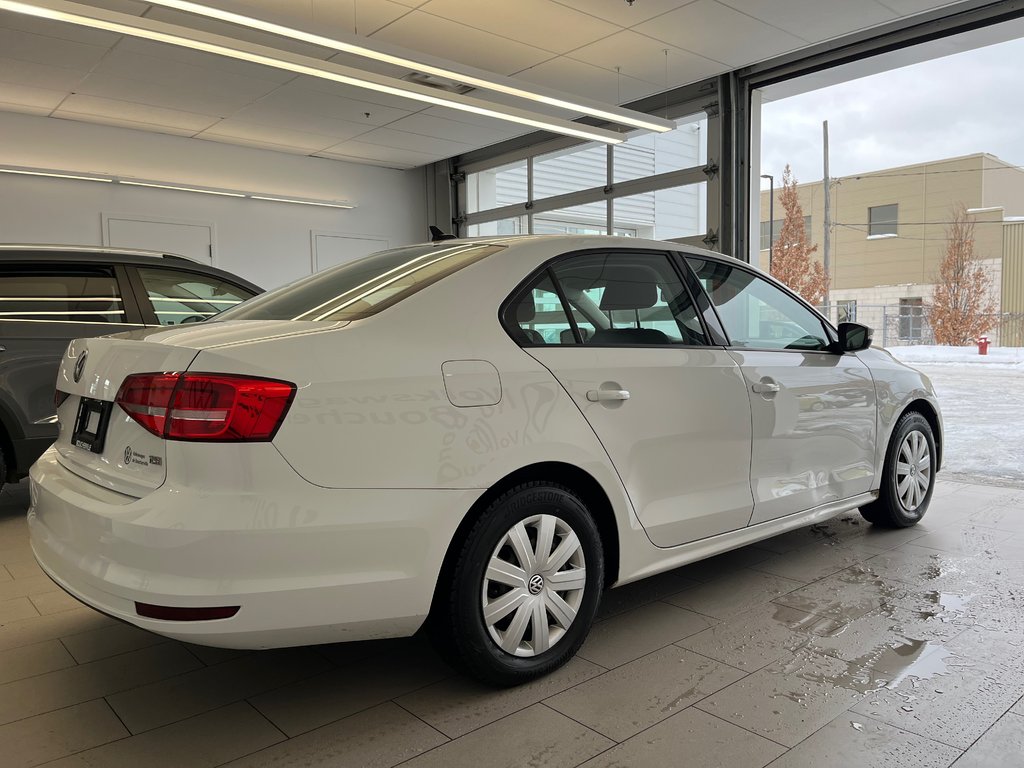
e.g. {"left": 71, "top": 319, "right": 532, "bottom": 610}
{"left": 116, "top": 373, "right": 295, "bottom": 441}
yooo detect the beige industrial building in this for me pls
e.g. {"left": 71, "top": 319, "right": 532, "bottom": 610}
{"left": 760, "top": 153, "right": 1024, "bottom": 345}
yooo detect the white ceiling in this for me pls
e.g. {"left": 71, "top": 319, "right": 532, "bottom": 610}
{"left": 0, "top": 0, "right": 968, "bottom": 169}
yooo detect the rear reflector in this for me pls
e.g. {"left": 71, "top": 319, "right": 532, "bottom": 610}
{"left": 135, "top": 602, "right": 240, "bottom": 621}
{"left": 116, "top": 372, "right": 295, "bottom": 441}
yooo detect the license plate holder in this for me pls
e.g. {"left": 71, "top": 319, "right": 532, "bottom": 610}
{"left": 72, "top": 398, "right": 113, "bottom": 454}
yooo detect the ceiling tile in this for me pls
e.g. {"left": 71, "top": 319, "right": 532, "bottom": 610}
{"left": 259, "top": 81, "right": 415, "bottom": 123}
{"left": 49, "top": 112, "right": 198, "bottom": 137}
{"left": 877, "top": 0, "right": 962, "bottom": 14}
{"left": 0, "top": 57, "right": 90, "bottom": 91}
{"left": 196, "top": 119, "right": 342, "bottom": 152}
{"left": 93, "top": 45, "right": 286, "bottom": 94}
{"left": 568, "top": 30, "right": 726, "bottom": 87}
{"left": 54, "top": 94, "right": 220, "bottom": 132}
{"left": 144, "top": 7, "right": 339, "bottom": 60}
{"left": 514, "top": 56, "right": 661, "bottom": 105}
{"left": 719, "top": 0, "right": 897, "bottom": 42}
{"left": 633, "top": 0, "right": 808, "bottom": 67}
{"left": 229, "top": 102, "right": 375, "bottom": 141}
{"left": 418, "top": 0, "right": 620, "bottom": 54}
{"left": 86, "top": 0, "right": 150, "bottom": 14}
{"left": 368, "top": 10, "right": 556, "bottom": 75}
{"left": 0, "top": 82, "right": 65, "bottom": 112}
{"left": 354, "top": 126, "right": 475, "bottom": 155}
{"left": 76, "top": 71, "right": 276, "bottom": 116}
{"left": 386, "top": 111, "right": 524, "bottom": 144}
{"left": 308, "top": 0, "right": 417, "bottom": 37}
{"left": 0, "top": 26, "right": 110, "bottom": 70}
{"left": 0, "top": 10, "right": 123, "bottom": 46}
{"left": 114, "top": 38, "right": 297, "bottom": 84}
{"left": 319, "top": 139, "right": 440, "bottom": 168}
{"left": 551, "top": 0, "right": 699, "bottom": 27}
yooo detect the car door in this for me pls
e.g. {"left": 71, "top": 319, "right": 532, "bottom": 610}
{"left": 508, "top": 249, "right": 754, "bottom": 548}
{"left": 128, "top": 265, "right": 256, "bottom": 326}
{"left": 0, "top": 261, "right": 143, "bottom": 471}
{"left": 685, "top": 256, "right": 876, "bottom": 525}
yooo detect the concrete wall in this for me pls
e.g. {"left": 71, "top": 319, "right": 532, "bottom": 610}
{"left": 0, "top": 112, "right": 426, "bottom": 289}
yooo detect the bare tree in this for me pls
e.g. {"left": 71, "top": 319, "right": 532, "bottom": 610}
{"left": 770, "top": 165, "right": 830, "bottom": 305}
{"left": 930, "top": 204, "right": 995, "bottom": 346}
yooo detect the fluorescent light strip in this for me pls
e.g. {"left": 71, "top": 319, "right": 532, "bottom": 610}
{"left": 121, "top": 181, "right": 245, "bottom": 197}
{"left": 1, "top": 165, "right": 356, "bottom": 208}
{"left": 144, "top": 0, "right": 674, "bottom": 134}
{"left": 0, "top": 0, "right": 624, "bottom": 145}
{"left": 0, "top": 167, "right": 112, "bottom": 182}
{"left": 250, "top": 196, "right": 352, "bottom": 208}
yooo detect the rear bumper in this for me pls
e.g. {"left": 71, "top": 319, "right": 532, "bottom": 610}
{"left": 28, "top": 448, "right": 482, "bottom": 648}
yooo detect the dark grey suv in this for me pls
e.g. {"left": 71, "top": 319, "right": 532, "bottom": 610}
{"left": 0, "top": 245, "right": 261, "bottom": 490}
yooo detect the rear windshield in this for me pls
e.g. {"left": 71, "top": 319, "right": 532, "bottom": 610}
{"left": 216, "top": 242, "right": 504, "bottom": 322}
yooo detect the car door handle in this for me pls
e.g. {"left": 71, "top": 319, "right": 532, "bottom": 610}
{"left": 587, "top": 389, "right": 630, "bottom": 402}
{"left": 751, "top": 381, "right": 780, "bottom": 394}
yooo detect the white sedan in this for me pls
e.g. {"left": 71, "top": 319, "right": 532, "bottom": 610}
{"left": 28, "top": 236, "right": 942, "bottom": 685}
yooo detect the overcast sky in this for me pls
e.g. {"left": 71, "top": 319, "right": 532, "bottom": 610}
{"left": 760, "top": 36, "right": 1024, "bottom": 187}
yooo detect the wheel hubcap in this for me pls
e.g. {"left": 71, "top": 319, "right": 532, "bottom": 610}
{"left": 482, "top": 514, "right": 586, "bottom": 657}
{"left": 895, "top": 429, "right": 931, "bottom": 511}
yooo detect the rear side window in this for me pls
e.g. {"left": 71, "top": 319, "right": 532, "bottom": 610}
{"left": 136, "top": 267, "right": 254, "bottom": 325}
{"left": 0, "top": 266, "right": 124, "bottom": 323}
{"left": 217, "top": 243, "right": 505, "bottom": 323}
{"left": 507, "top": 251, "right": 708, "bottom": 346}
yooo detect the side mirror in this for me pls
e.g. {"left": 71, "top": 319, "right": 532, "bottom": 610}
{"left": 836, "top": 322, "right": 873, "bottom": 353}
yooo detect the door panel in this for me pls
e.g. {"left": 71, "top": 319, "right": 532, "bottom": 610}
{"left": 729, "top": 350, "right": 876, "bottom": 524}
{"left": 531, "top": 347, "right": 754, "bottom": 546}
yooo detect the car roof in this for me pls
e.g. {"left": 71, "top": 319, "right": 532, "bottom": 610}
{"left": 0, "top": 244, "right": 262, "bottom": 292}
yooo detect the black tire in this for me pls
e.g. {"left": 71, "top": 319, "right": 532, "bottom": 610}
{"left": 433, "top": 481, "right": 604, "bottom": 686}
{"left": 861, "top": 411, "right": 936, "bottom": 528}
{"left": 0, "top": 441, "right": 7, "bottom": 495}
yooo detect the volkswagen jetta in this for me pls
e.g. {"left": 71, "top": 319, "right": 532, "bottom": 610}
{"left": 27, "top": 236, "right": 941, "bottom": 685}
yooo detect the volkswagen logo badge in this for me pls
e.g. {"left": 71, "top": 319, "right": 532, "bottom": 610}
{"left": 73, "top": 351, "right": 88, "bottom": 383}
{"left": 124, "top": 446, "right": 133, "bottom": 465}
{"left": 528, "top": 574, "right": 545, "bottom": 595}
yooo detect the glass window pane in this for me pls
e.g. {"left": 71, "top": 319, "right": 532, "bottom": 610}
{"left": 612, "top": 182, "right": 706, "bottom": 240}
{"left": 688, "top": 258, "right": 828, "bottom": 350}
{"left": 533, "top": 142, "right": 606, "bottom": 200}
{"left": 466, "top": 158, "right": 527, "bottom": 213}
{"left": 614, "top": 113, "right": 707, "bottom": 184}
{"left": 507, "top": 274, "right": 575, "bottom": 345}
{"left": 0, "top": 267, "right": 123, "bottom": 323}
{"left": 137, "top": 267, "right": 253, "bottom": 326}
{"left": 551, "top": 252, "right": 707, "bottom": 346}
{"left": 219, "top": 243, "right": 503, "bottom": 323}
{"left": 533, "top": 202, "right": 608, "bottom": 235}
{"left": 466, "top": 217, "right": 525, "bottom": 237}
{"left": 868, "top": 203, "right": 898, "bottom": 236}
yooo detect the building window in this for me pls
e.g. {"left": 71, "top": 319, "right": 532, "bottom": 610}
{"left": 759, "top": 216, "right": 811, "bottom": 250}
{"left": 898, "top": 297, "right": 925, "bottom": 340}
{"left": 837, "top": 300, "right": 857, "bottom": 324}
{"left": 868, "top": 204, "right": 898, "bottom": 237}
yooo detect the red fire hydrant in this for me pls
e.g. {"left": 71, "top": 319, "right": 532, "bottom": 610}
{"left": 977, "top": 336, "right": 990, "bottom": 355}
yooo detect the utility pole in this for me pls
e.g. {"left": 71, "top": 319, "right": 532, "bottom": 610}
{"left": 760, "top": 174, "right": 774, "bottom": 274}
{"left": 822, "top": 120, "right": 831, "bottom": 317}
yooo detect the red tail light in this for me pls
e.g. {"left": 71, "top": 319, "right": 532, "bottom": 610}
{"left": 116, "top": 373, "right": 295, "bottom": 441}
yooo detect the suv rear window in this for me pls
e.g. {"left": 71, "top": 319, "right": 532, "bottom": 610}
{"left": 216, "top": 243, "right": 504, "bottom": 322}
{"left": 0, "top": 266, "right": 124, "bottom": 323}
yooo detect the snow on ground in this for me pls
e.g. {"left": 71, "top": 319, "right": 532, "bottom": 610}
{"left": 887, "top": 345, "right": 1024, "bottom": 484}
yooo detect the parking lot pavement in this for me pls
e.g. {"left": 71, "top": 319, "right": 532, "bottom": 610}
{"left": 2, "top": 478, "right": 1023, "bottom": 768}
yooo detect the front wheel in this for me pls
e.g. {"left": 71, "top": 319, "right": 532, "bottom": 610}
{"left": 434, "top": 482, "right": 604, "bottom": 686}
{"left": 861, "top": 411, "right": 936, "bottom": 528}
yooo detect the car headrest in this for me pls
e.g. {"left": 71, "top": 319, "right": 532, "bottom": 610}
{"left": 516, "top": 294, "right": 536, "bottom": 323}
{"left": 599, "top": 266, "right": 659, "bottom": 311}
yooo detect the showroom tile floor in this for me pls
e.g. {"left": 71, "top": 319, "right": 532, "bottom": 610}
{"left": 1, "top": 478, "right": 1023, "bottom": 767}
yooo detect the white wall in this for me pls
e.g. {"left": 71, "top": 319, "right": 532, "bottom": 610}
{"left": 0, "top": 112, "right": 426, "bottom": 289}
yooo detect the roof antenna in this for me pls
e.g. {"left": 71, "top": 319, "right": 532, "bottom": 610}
{"left": 429, "top": 225, "right": 457, "bottom": 242}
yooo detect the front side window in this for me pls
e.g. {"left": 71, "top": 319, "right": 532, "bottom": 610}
{"left": 218, "top": 243, "right": 504, "bottom": 323}
{"left": 137, "top": 268, "right": 253, "bottom": 325}
{"left": 0, "top": 266, "right": 124, "bottom": 323}
{"left": 687, "top": 258, "right": 829, "bottom": 351}
{"left": 869, "top": 204, "right": 898, "bottom": 237}
{"left": 506, "top": 251, "right": 708, "bottom": 346}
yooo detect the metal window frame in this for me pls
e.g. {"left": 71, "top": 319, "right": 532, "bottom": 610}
{"left": 450, "top": 83, "right": 722, "bottom": 250}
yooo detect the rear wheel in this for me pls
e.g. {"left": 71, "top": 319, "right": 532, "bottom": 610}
{"left": 861, "top": 411, "right": 935, "bottom": 528}
{"left": 434, "top": 482, "right": 603, "bottom": 686}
